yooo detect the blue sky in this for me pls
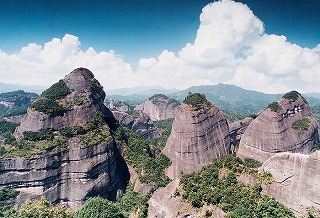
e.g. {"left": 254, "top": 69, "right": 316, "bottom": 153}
{"left": 0, "top": 0, "right": 319, "bottom": 93}
{"left": 1, "top": 0, "right": 319, "bottom": 65}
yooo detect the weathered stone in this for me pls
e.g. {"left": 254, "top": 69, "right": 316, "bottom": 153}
{"left": 0, "top": 68, "right": 129, "bottom": 210}
{"left": 229, "top": 117, "right": 253, "bottom": 146}
{"left": 238, "top": 93, "right": 319, "bottom": 163}
{"left": 14, "top": 68, "right": 110, "bottom": 138}
{"left": 135, "top": 94, "right": 180, "bottom": 121}
{"left": 163, "top": 103, "right": 230, "bottom": 180}
{"left": 148, "top": 180, "right": 226, "bottom": 218}
{"left": 261, "top": 151, "right": 320, "bottom": 215}
{"left": 113, "top": 111, "right": 161, "bottom": 139}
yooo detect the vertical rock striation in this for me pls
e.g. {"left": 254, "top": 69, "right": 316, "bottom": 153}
{"left": 135, "top": 94, "right": 180, "bottom": 121}
{"left": 261, "top": 151, "right": 320, "bottom": 215}
{"left": 0, "top": 68, "right": 129, "bottom": 210}
{"left": 238, "top": 91, "right": 319, "bottom": 163}
{"left": 163, "top": 93, "right": 230, "bottom": 179}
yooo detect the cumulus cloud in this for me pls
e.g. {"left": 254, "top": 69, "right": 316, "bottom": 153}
{"left": 0, "top": 34, "right": 135, "bottom": 90}
{"left": 1, "top": 0, "right": 320, "bottom": 94}
{"left": 137, "top": 0, "right": 320, "bottom": 93}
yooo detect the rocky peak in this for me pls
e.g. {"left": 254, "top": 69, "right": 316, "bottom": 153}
{"left": 135, "top": 94, "right": 180, "bottom": 121}
{"left": 14, "top": 68, "right": 111, "bottom": 138}
{"left": 163, "top": 93, "right": 230, "bottom": 179}
{"left": 238, "top": 90, "right": 319, "bottom": 163}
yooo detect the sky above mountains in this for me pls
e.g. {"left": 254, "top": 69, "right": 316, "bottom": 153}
{"left": 0, "top": 0, "right": 319, "bottom": 94}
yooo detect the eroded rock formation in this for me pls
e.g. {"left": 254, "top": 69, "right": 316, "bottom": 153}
{"left": 112, "top": 111, "right": 161, "bottom": 139}
{"left": 261, "top": 151, "right": 320, "bottom": 215}
{"left": 229, "top": 117, "right": 253, "bottom": 147}
{"left": 163, "top": 94, "right": 230, "bottom": 179}
{"left": 238, "top": 91, "right": 319, "bottom": 163}
{"left": 135, "top": 94, "right": 180, "bottom": 121}
{"left": 0, "top": 68, "right": 129, "bottom": 210}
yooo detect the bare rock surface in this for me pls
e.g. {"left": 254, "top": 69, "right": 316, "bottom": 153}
{"left": 135, "top": 94, "right": 180, "bottom": 121}
{"left": 238, "top": 92, "right": 319, "bottom": 163}
{"left": 261, "top": 151, "right": 320, "bottom": 215}
{"left": 163, "top": 103, "right": 230, "bottom": 180}
{"left": 229, "top": 117, "right": 253, "bottom": 146}
{"left": 14, "top": 68, "right": 110, "bottom": 138}
{"left": 148, "top": 180, "right": 226, "bottom": 218}
{"left": 113, "top": 111, "right": 161, "bottom": 139}
{"left": 0, "top": 68, "right": 129, "bottom": 210}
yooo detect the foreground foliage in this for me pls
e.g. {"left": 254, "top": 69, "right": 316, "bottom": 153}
{"left": 180, "top": 155, "right": 292, "bottom": 217}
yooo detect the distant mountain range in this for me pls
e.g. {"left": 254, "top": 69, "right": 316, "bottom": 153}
{"left": 106, "top": 84, "right": 320, "bottom": 117}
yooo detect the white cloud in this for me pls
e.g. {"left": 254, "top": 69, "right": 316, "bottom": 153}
{"left": 1, "top": 0, "right": 320, "bottom": 94}
{"left": 0, "top": 34, "right": 135, "bottom": 90}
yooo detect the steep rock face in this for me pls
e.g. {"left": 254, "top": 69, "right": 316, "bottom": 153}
{"left": 14, "top": 68, "right": 109, "bottom": 138}
{"left": 0, "top": 68, "right": 129, "bottom": 210}
{"left": 112, "top": 111, "right": 161, "bottom": 139}
{"left": 238, "top": 92, "right": 319, "bottom": 163}
{"left": 135, "top": 94, "right": 180, "bottom": 121}
{"left": 261, "top": 151, "right": 320, "bottom": 215}
{"left": 229, "top": 117, "right": 253, "bottom": 147}
{"left": 163, "top": 101, "right": 230, "bottom": 180}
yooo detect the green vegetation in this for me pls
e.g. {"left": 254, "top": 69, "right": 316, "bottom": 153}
{"left": 0, "top": 120, "right": 18, "bottom": 135}
{"left": 0, "top": 90, "right": 38, "bottom": 118}
{"left": 59, "top": 126, "right": 85, "bottom": 138}
{"left": 312, "top": 143, "right": 320, "bottom": 152}
{"left": 268, "top": 102, "right": 282, "bottom": 112}
{"left": 41, "top": 80, "right": 71, "bottom": 100}
{"left": 17, "top": 197, "right": 73, "bottom": 218}
{"left": 180, "top": 155, "right": 293, "bottom": 218}
{"left": 292, "top": 118, "right": 310, "bottom": 131}
{"left": 183, "top": 92, "right": 211, "bottom": 108}
{"left": 149, "top": 94, "right": 168, "bottom": 101}
{"left": 283, "top": 90, "right": 308, "bottom": 103}
{"left": 150, "top": 118, "right": 173, "bottom": 150}
{"left": 117, "top": 127, "right": 171, "bottom": 188}
{"left": 0, "top": 188, "right": 19, "bottom": 217}
{"left": 23, "top": 129, "right": 54, "bottom": 141}
{"left": 75, "top": 197, "right": 121, "bottom": 218}
{"left": 31, "top": 80, "right": 70, "bottom": 116}
{"left": 89, "top": 80, "right": 105, "bottom": 104}
{"left": 0, "top": 138, "right": 68, "bottom": 158}
{"left": 243, "top": 158, "right": 262, "bottom": 168}
{"left": 305, "top": 206, "right": 320, "bottom": 218}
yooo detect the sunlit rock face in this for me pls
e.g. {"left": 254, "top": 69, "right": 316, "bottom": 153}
{"left": 238, "top": 91, "right": 319, "bottom": 163}
{"left": 163, "top": 101, "right": 230, "bottom": 180}
{"left": 135, "top": 94, "right": 180, "bottom": 121}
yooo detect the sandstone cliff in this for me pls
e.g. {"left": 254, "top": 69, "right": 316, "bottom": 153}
{"left": 229, "top": 116, "right": 253, "bottom": 147}
{"left": 163, "top": 93, "right": 230, "bottom": 179}
{"left": 0, "top": 68, "right": 129, "bottom": 210}
{"left": 112, "top": 111, "right": 161, "bottom": 139}
{"left": 14, "top": 68, "right": 110, "bottom": 138}
{"left": 238, "top": 91, "right": 319, "bottom": 163}
{"left": 135, "top": 94, "right": 180, "bottom": 121}
{"left": 261, "top": 151, "right": 320, "bottom": 215}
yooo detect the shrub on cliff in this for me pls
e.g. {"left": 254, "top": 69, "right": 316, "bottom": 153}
{"left": 183, "top": 92, "right": 211, "bottom": 108}
{"left": 292, "top": 118, "right": 310, "bottom": 131}
{"left": 268, "top": 102, "right": 282, "bottom": 112}
{"left": 75, "top": 197, "right": 121, "bottom": 218}
{"left": 31, "top": 80, "right": 70, "bottom": 116}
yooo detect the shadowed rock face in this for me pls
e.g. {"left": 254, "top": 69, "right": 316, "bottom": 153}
{"left": 261, "top": 151, "right": 320, "bottom": 215}
{"left": 163, "top": 103, "right": 230, "bottom": 179}
{"left": 0, "top": 68, "right": 129, "bottom": 210}
{"left": 135, "top": 94, "right": 180, "bottom": 121}
{"left": 238, "top": 92, "right": 319, "bottom": 163}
